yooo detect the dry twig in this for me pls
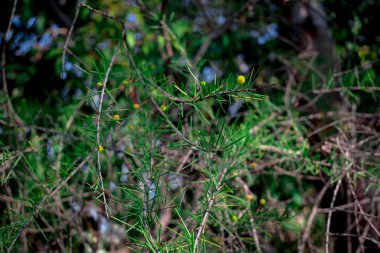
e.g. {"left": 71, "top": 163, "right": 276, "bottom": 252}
{"left": 7, "top": 156, "right": 91, "bottom": 252}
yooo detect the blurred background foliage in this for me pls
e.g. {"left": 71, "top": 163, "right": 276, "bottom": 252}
{"left": 1, "top": 0, "right": 379, "bottom": 104}
{"left": 2, "top": 0, "right": 379, "bottom": 153}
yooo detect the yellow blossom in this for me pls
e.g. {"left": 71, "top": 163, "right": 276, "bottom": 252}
{"left": 160, "top": 104, "right": 167, "bottom": 112}
{"left": 237, "top": 75, "right": 245, "bottom": 85}
{"left": 246, "top": 194, "right": 254, "bottom": 201}
{"left": 232, "top": 215, "right": 238, "bottom": 222}
{"left": 133, "top": 103, "right": 140, "bottom": 109}
{"left": 113, "top": 114, "right": 120, "bottom": 121}
{"left": 259, "top": 198, "right": 266, "bottom": 205}
{"left": 98, "top": 145, "right": 104, "bottom": 152}
{"left": 250, "top": 162, "right": 257, "bottom": 169}
{"left": 97, "top": 82, "right": 104, "bottom": 87}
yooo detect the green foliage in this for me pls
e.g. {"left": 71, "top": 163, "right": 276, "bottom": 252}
{"left": 1, "top": 0, "right": 380, "bottom": 252}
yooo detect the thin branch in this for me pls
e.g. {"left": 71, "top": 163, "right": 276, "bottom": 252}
{"left": 347, "top": 173, "right": 380, "bottom": 239}
{"left": 176, "top": 149, "right": 193, "bottom": 172}
{"left": 153, "top": 81, "right": 257, "bottom": 104}
{"left": 318, "top": 197, "right": 380, "bottom": 215}
{"left": 147, "top": 88, "right": 211, "bottom": 152}
{"left": 311, "top": 86, "right": 380, "bottom": 94}
{"left": 1, "top": 0, "right": 22, "bottom": 146}
{"left": 325, "top": 136, "right": 352, "bottom": 253}
{"left": 328, "top": 233, "right": 380, "bottom": 248}
{"left": 325, "top": 172, "right": 344, "bottom": 253}
{"left": 159, "top": 19, "right": 193, "bottom": 68}
{"left": 257, "top": 145, "right": 302, "bottom": 156}
{"left": 249, "top": 214, "right": 262, "bottom": 253}
{"left": 299, "top": 181, "right": 330, "bottom": 253}
{"left": 62, "top": 0, "right": 81, "bottom": 75}
{"left": 94, "top": 23, "right": 127, "bottom": 219}
{"left": 193, "top": 165, "right": 229, "bottom": 253}
{"left": 193, "top": 0, "right": 257, "bottom": 65}
{"left": 0, "top": 147, "right": 35, "bottom": 174}
{"left": 356, "top": 223, "right": 371, "bottom": 253}
{"left": 0, "top": 119, "right": 81, "bottom": 139}
{"left": 55, "top": 100, "right": 85, "bottom": 172}
{"left": 79, "top": 2, "right": 124, "bottom": 24}
{"left": 1, "top": 0, "right": 18, "bottom": 100}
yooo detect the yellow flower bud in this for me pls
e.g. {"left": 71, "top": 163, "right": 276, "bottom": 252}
{"left": 246, "top": 194, "right": 253, "bottom": 201}
{"left": 98, "top": 145, "right": 104, "bottom": 152}
{"left": 133, "top": 103, "right": 140, "bottom": 109}
{"left": 237, "top": 75, "right": 245, "bottom": 85}
{"left": 113, "top": 114, "right": 120, "bottom": 121}
{"left": 97, "top": 82, "right": 104, "bottom": 87}
{"left": 259, "top": 198, "right": 266, "bottom": 205}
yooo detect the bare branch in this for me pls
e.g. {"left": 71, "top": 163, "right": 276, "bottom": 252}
{"left": 62, "top": 0, "right": 81, "bottom": 75}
